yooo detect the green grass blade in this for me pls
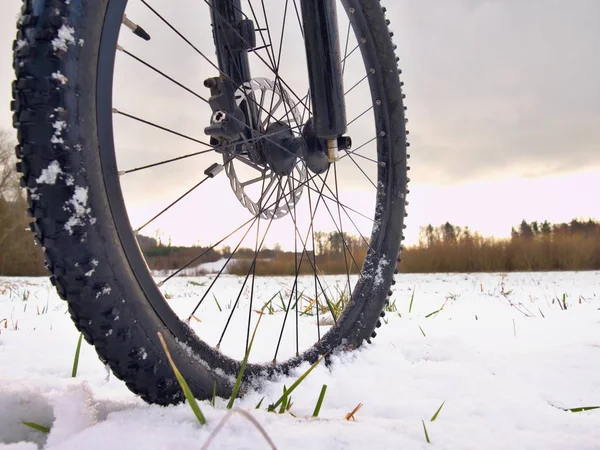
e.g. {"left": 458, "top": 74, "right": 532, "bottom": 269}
{"left": 268, "top": 354, "right": 326, "bottom": 412}
{"left": 430, "top": 401, "right": 446, "bottom": 421}
{"left": 227, "top": 310, "right": 265, "bottom": 409}
{"left": 213, "top": 294, "right": 222, "bottom": 312}
{"left": 418, "top": 325, "right": 426, "bottom": 337}
{"left": 566, "top": 406, "right": 600, "bottom": 413}
{"left": 255, "top": 396, "right": 265, "bottom": 409}
{"left": 409, "top": 287, "right": 416, "bottom": 313}
{"left": 279, "top": 292, "right": 287, "bottom": 312}
{"left": 157, "top": 332, "right": 207, "bottom": 425}
{"left": 425, "top": 308, "right": 441, "bottom": 319}
{"left": 324, "top": 297, "right": 339, "bottom": 322}
{"left": 211, "top": 381, "right": 217, "bottom": 407}
{"left": 312, "top": 384, "right": 328, "bottom": 417}
{"left": 422, "top": 420, "right": 431, "bottom": 444}
{"left": 278, "top": 385, "right": 288, "bottom": 414}
{"left": 71, "top": 333, "right": 83, "bottom": 378}
{"left": 260, "top": 291, "right": 280, "bottom": 313}
{"left": 22, "top": 422, "right": 50, "bottom": 434}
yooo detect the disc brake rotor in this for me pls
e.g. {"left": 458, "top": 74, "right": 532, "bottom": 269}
{"left": 223, "top": 78, "right": 306, "bottom": 220}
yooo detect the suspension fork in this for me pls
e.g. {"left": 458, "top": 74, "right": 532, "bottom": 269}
{"left": 208, "top": 0, "right": 254, "bottom": 86}
{"left": 300, "top": 0, "right": 347, "bottom": 160}
{"left": 207, "top": 0, "right": 348, "bottom": 160}
{"left": 205, "top": 0, "right": 258, "bottom": 142}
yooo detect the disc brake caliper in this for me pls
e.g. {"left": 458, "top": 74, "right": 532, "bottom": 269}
{"left": 203, "top": 77, "right": 247, "bottom": 145}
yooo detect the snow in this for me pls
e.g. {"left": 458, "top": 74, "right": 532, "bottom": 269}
{"left": 373, "top": 255, "right": 389, "bottom": 286}
{"left": 152, "top": 258, "right": 235, "bottom": 277}
{"left": 52, "top": 121, "right": 66, "bottom": 136}
{"left": 51, "top": 25, "right": 75, "bottom": 53}
{"left": 0, "top": 272, "right": 599, "bottom": 449}
{"left": 15, "top": 40, "right": 27, "bottom": 51}
{"left": 197, "top": 258, "right": 235, "bottom": 274}
{"left": 35, "top": 161, "right": 62, "bottom": 185}
{"left": 63, "top": 187, "right": 92, "bottom": 235}
{"left": 51, "top": 72, "right": 68, "bottom": 85}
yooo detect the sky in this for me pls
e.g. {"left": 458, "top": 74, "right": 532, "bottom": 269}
{"left": 1, "top": 0, "right": 599, "bottom": 248}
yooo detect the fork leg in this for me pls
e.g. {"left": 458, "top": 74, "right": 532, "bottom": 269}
{"left": 208, "top": 0, "right": 255, "bottom": 86}
{"left": 300, "top": 0, "right": 347, "bottom": 141}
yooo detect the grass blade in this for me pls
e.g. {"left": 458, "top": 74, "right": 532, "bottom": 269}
{"left": 425, "top": 308, "right": 442, "bottom": 319}
{"left": 418, "top": 325, "right": 426, "bottom": 337}
{"left": 22, "top": 422, "right": 50, "bottom": 434}
{"left": 211, "top": 381, "right": 217, "bottom": 407}
{"left": 157, "top": 332, "right": 207, "bottom": 425}
{"left": 312, "top": 384, "right": 328, "bottom": 417}
{"left": 255, "top": 397, "right": 265, "bottom": 409}
{"left": 71, "top": 333, "right": 83, "bottom": 378}
{"left": 566, "top": 406, "right": 600, "bottom": 413}
{"left": 430, "top": 401, "right": 446, "bottom": 422}
{"left": 227, "top": 309, "right": 266, "bottom": 409}
{"left": 278, "top": 385, "right": 288, "bottom": 414}
{"left": 422, "top": 420, "right": 431, "bottom": 444}
{"left": 408, "top": 286, "right": 416, "bottom": 313}
{"left": 268, "top": 354, "right": 326, "bottom": 412}
{"left": 213, "top": 294, "right": 222, "bottom": 312}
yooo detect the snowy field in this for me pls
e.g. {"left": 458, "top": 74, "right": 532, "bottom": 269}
{"left": 1, "top": 272, "right": 599, "bottom": 449}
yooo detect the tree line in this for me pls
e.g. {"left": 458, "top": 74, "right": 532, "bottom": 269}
{"left": 404, "top": 219, "right": 600, "bottom": 272}
{"left": 1, "top": 127, "right": 599, "bottom": 275}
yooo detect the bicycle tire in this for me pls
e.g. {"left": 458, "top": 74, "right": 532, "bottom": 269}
{"left": 12, "top": 0, "right": 409, "bottom": 405}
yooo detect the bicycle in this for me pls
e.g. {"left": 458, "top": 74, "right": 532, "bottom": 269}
{"left": 12, "top": 0, "right": 409, "bottom": 405}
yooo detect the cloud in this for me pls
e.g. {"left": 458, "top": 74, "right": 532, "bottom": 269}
{"left": 386, "top": 0, "right": 600, "bottom": 185}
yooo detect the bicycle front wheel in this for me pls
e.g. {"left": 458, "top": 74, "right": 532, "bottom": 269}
{"left": 13, "top": 0, "right": 409, "bottom": 405}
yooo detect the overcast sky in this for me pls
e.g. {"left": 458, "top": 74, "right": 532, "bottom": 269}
{"left": 1, "top": 0, "right": 598, "bottom": 245}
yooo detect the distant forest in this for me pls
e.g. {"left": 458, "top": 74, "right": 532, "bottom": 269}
{"left": 2, "top": 128, "right": 600, "bottom": 276}
{"left": 134, "top": 218, "right": 600, "bottom": 276}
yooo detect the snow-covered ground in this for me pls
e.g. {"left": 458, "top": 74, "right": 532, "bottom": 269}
{"left": 1, "top": 272, "right": 599, "bottom": 449}
{"left": 152, "top": 258, "right": 236, "bottom": 277}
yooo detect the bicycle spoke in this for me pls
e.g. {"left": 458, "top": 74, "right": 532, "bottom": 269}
{"left": 341, "top": 43, "right": 360, "bottom": 65}
{"left": 119, "top": 148, "right": 215, "bottom": 176}
{"left": 304, "top": 175, "right": 364, "bottom": 276}
{"left": 158, "top": 167, "right": 326, "bottom": 285}
{"left": 134, "top": 174, "right": 212, "bottom": 233}
{"left": 117, "top": 45, "right": 210, "bottom": 103}
{"left": 309, "top": 174, "right": 373, "bottom": 250}
{"left": 187, "top": 216, "right": 259, "bottom": 319}
{"left": 272, "top": 168, "right": 336, "bottom": 361}
{"left": 141, "top": 0, "right": 293, "bottom": 127}
{"left": 203, "top": 0, "right": 311, "bottom": 115}
{"left": 342, "top": 20, "right": 351, "bottom": 76}
{"left": 347, "top": 105, "right": 374, "bottom": 127}
{"left": 307, "top": 174, "right": 321, "bottom": 340}
{"left": 334, "top": 163, "right": 353, "bottom": 295}
{"left": 188, "top": 175, "right": 281, "bottom": 320}
{"left": 112, "top": 108, "right": 213, "bottom": 148}
{"left": 344, "top": 73, "right": 370, "bottom": 96}
{"left": 287, "top": 172, "right": 376, "bottom": 224}
{"left": 245, "top": 176, "right": 268, "bottom": 352}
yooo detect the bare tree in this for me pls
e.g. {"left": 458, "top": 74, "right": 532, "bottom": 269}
{"left": 0, "top": 130, "right": 18, "bottom": 200}
{"left": 0, "top": 128, "right": 45, "bottom": 275}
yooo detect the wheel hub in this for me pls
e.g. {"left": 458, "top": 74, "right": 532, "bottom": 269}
{"left": 221, "top": 78, "right": 308, "bottom": 220}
